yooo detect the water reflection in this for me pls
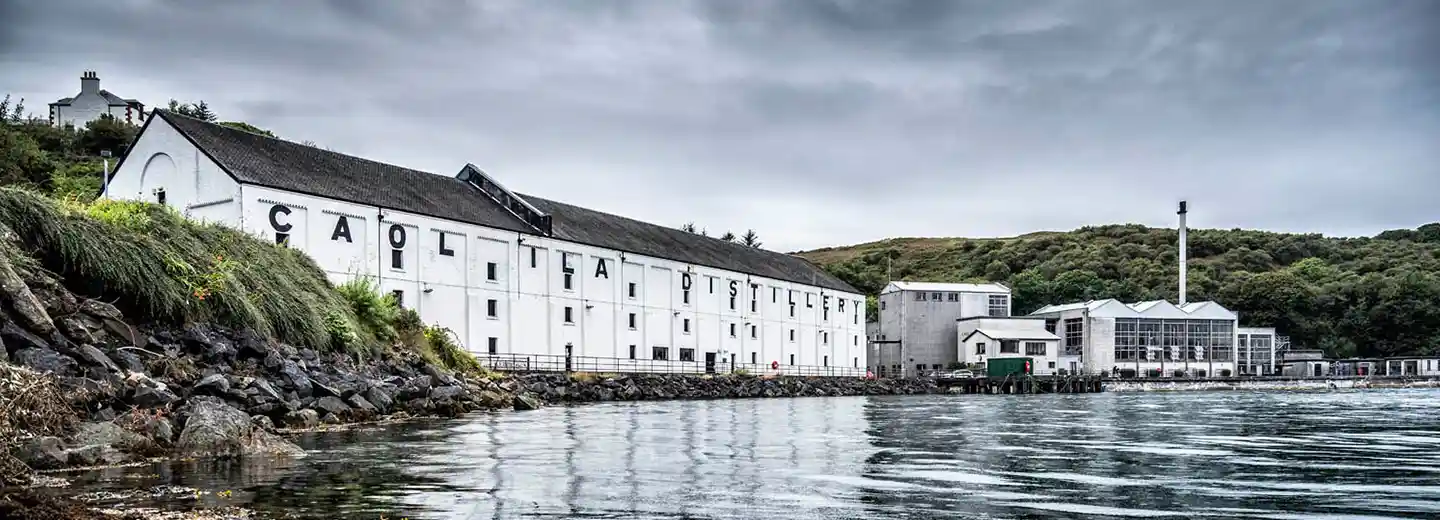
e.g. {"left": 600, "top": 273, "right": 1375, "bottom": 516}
{"left": 66, "top": 389, "right": 1440, "bottom": 519}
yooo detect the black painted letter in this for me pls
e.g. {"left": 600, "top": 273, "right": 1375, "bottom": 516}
{"left": 331, "top": 216, "right": 352, "bottom": 242}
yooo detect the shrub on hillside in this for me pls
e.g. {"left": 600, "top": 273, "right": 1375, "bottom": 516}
{"left": 0, "top": 188, "right": 361, "bottom": 353}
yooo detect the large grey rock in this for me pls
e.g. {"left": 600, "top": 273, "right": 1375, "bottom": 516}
{"left": 176, "top": 396, "right": 303, "bottom": 458}
{"left": 514, "top": 394, "right": 543, "bottom": 411}
{"left": 193, "top": 373, "right": 231, "bottom": 396}
{"left": 131, "top": 384, "right": 179, "bottom": 408}
{"left": 313, "top": 396, "right": 350, "bottom": 416}
{"left": 13, "top": 347, "right": 78, "bottom": 376}
{"left": 365, "top": 385, "right": 394, "bottom": 413}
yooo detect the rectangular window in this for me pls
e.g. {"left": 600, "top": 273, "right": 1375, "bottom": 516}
{"left": 628, "top": 282, "right": 638, "bottom": 298}
{"left": 486, "top": 262, "right": 498, "bottom": 281}
{"left": 486, "top": 299, "right": 498, "bottom": 318}
{"left": 1025, "top": 341, "right": 1047, "bottom": 355}
{"left": 976, "top": 342, "right": 986, "bottom": 355}
{"left": 391, "top": 249, "right": 403, "bottom": 269}
{"left": 988, "top": 295, "right": 1009, "bottom": 317}
{"left": 628, "top": 313, "right": 637, "bottom": 329}
{"left": 487, "top": 337, "right": 498, "bottom": 355}
{"left": 392, "top": 290, "right": 404, "bottom": 308}
{"left": 1000, "top": 340, "right": 1019, "bottom": 354}
{"left": 652, "top": 347, "right": 668, "bottom": 360}
{"left": 529, "top": 247, "right": 537, "bottom": 268}
{"left": 563, "top": 306, "right": 574, "bottom": 323}
{"left": 563, "top": 273, "right": 573, "bottom": 290}
{"left": 679, "top": 348, "right": 695, "bottom": 362}
{"left": 729, "top": 323, "right": 737, "bottom": 337}
{"left": 629, "top": 345, "right": 636, "bottom": 359}
{"left": 683, "top": 318, "right": 691, "bottom": 333}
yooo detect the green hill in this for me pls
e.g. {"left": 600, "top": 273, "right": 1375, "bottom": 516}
{"left": 798, "top": 224, "right": 1440, "bottom": 359}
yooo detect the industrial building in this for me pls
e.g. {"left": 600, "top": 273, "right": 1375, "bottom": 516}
{"left": 870, "top": 281, "right": 1011, "bottom": 377}
{"left": 1237, "top": 326, "right": 1280, "bottom": 376}
{"left": 1028, "top": 299, "right": 1239, "bottom": 377}
{"left": 956, "top": 317, "right": 1061, "bottom": 375}
{"left": 104, "top": 110, "right": 868, "bottom": 376}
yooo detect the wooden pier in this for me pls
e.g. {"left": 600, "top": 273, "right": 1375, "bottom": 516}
{"left": 936, "top": 374, "right": 1105, "bottom": 394}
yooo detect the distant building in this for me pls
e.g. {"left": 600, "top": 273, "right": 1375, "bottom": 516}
{"left": 1236, "top": 327, "right": 1278, "bottom": 376}
{"left": 873, "top": 281, "right": 1011, "bottom": 377}
{"left": 956, "top": 317, "right": 1061, "bottom": 375}
{"left": 1029, "top": 299, "right": 1238, "bottom": 377}
{"left": 49, "top": 71, "right": 144, "bottom": 128}
{"left": 1279, "top": 349, "right": 1329, "bottom": 377}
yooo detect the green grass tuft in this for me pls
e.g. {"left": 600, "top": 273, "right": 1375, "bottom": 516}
{"left": 0, "top": 187, "right": 362, "bottom": 353}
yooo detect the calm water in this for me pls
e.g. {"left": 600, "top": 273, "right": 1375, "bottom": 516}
{"left": 68, "top": 389, "right": 1440, "bottom": 519}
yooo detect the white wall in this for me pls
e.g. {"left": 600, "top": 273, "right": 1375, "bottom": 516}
{"left": 107, "top": 116, "right": 241, "bottom": 223}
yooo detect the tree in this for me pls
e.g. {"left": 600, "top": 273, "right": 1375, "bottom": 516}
{"left": 76, "top": 114, "right": 137, "bottom": 156}
{"left": 720, "top": 231, "right": 737, "bottom": 242}
{"left": 167, "top": 99, "right": 216, "bottom": 121}
{"left": 741, "top": 229, "right": 762, "bottom": 248}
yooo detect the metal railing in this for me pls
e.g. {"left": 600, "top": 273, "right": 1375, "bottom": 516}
{"left": 478, "top": 353, "right": 868, "bottom": 378}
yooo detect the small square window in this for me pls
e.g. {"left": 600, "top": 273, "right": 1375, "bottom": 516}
{"left": 486, "top": 299, "right": 498, "bottom": 318}
{"left": 564, "top": 306, "right": 574, "bottom": 323}
{"left": 486, "top": 262, "right": 498, "bottom": 281}
{"left": 487, "top": 337, "right": 498, "bottom": 355}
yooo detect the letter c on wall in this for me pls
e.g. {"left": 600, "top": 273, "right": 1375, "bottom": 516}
{"left": 269, "top": 204, "right": 292, "bottom": 232}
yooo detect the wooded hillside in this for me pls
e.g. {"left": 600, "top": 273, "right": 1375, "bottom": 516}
{"left": 799, "top": 224, "right": 1440, "bottom": 359}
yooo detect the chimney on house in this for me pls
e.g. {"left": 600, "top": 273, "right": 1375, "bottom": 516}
{"left": 80, "top": 71, "right": 100, "bottom": 95}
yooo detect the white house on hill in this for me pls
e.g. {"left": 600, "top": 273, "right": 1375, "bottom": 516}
{"left": 49, "top": 71, "right": 145, "bottom": 128}
{"left": 104, "top": 110, "right": 868, "bottom": 376}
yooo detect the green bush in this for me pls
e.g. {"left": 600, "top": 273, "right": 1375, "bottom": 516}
{"left": 336, "top": 276, "right": 398, "bottom": 342}
{"left": 0, "top": 188, "right": 360, "bottom": 352}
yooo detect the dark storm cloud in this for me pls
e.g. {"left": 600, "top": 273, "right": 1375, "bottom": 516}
{"left": 3, "top": 0, "right": 1437, "bottom": 251}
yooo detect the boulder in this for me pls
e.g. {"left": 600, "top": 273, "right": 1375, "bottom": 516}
{"left": 15, "top": 437, "right": 68, "bottom": 470}
{"left": 365, "top": 386, "right": 395, "bottom": 413}
{"left": 283, "top": 409, "right": 320, "bottom": 429}
{"left": 13, "top": 347, "right": 78, "bottom": 376}
{"left": 513, "top": 394, "right": 543, "bottom": 411}
{"left": 176, "top": 396, "right": 302, "bottom": 458}
{"left": 313, "top": 396, "right": 350, "bottom": 416}
{"left": 193, "top": 373, "right": 231, "bottom": 396}
{"left": 131, "top": 385, "right": 179, "bottom": 408}
{"left": 114, "top": 350, "right": 146, "bottom": 373}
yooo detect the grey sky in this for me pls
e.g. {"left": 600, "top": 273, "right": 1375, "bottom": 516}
{"left": 3, "top": 0, "right": 1437, "bottom": 252}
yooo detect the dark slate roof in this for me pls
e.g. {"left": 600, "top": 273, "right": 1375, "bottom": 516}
{"left": 157, "top": 110, "right": 537, "bottom": 234}
{"left": 519, "top": 194, "right": 857, "bottom": 292}
{"left": 153, "top": 110, "right": 857, "bottom": 293}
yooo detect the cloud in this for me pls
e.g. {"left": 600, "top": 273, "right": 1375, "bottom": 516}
{"left": 3, "top": 0, "right": 1437, "bottom": 251}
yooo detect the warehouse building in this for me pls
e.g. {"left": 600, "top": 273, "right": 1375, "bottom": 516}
{"left": 104, "top": 110, "right": 868, "bottom": 376}
{"left": 872, "top": 281, "right": 1011, "bottom": 377}
{"left": 1028, "top": 299, "right": 1238, "bottom": 377}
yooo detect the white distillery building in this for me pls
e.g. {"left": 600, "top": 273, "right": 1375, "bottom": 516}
{"left": 955, "top": 317, "right": 1061, "bottom": 375}
{"left": 49, "top": 71, "right": 146, "bottom": 128}
{"left": 105, "top": 110, "right": 868, "bottom": 376}
{"left": 1028, "top": 299, "right": 1238, "bottom": 377}
{"left": 872, "top": 281, "right": 1011, "bottom": 377}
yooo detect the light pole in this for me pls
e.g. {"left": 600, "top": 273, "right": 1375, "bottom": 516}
{"left": 100, "top": 149, "right": 112, "bottom": 199}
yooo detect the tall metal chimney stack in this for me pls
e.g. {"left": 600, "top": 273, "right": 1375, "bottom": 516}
{"left": 1178, "top": 200, "right": 1188, "bottom": 306}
